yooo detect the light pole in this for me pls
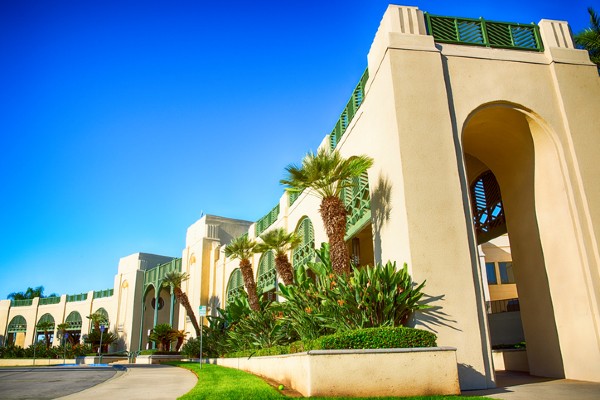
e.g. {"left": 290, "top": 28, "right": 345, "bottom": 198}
{"left": 99, "top": 325, "right": 105, "bottom": 364}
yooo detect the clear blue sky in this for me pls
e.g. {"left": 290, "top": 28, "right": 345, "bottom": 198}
{"left": 0, "top": 1, "right": 592, "bottom": 298}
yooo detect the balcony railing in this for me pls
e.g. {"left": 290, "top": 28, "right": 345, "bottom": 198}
{"left": 39, "top": 296, "right": 61, "bottom": 306}
{"left": 67, "top": 293, "right": 88, "bottom": 302}
{"left": 255, "top": 204, "right": 280, "bottom": 237}
{"left": 329, "top": 69, "right": 370, "bottom": 150}
{"left": 425, "top": 14, "right": 543, "bottom": 52}
{"left": 93, "top": 289, "right": 114, "bottom": 299}
{"left": 10, "top": 299, "right": 33, "bottom": 307}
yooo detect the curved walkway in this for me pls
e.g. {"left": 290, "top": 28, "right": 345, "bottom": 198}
{"left": 56, "top": 364, "right": 197, "bottom": 400}
{"left": 464, "top": 371, "right": 600, "bottom": 400}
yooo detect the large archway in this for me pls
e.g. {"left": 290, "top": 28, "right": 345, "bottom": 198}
{"left": 462, "top": 102, "right": 599, "bottom": 380}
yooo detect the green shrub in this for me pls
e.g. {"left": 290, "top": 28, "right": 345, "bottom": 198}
{"left": 224, "top": 326, "right": 435, "bottom": 357}
{"left": 0, "top": 344, "right": 26, "bottom": 358}
{"left": 318, "top": 326, "right": 436, "bottom": 350}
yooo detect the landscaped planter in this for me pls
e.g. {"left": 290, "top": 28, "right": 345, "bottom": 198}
{"left": 0, "top": 358, "right": 76, "bottom": 366}
{"left": 492, "top": 349, "right": 529, "bottom": 372}
{"left": 135, "top": 354, "right": 184, "bottom": 364}
{"left": 212, "top": 347, "right": 459, "bottom": 397}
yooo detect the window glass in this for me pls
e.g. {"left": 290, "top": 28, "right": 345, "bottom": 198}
{"left": 499, "top": 262, "right": 515, "bottom": 284}
{"left": 485, "top": 262, "right": 497, "bottom": 284}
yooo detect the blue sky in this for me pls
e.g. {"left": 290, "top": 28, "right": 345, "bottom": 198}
{"left": 0, "top": 1, "right": 592, "bottom": 298}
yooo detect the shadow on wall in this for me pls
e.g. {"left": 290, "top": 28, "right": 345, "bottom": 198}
{"left": 371, "top": 173, "right": 393, "bottom": 264}
{"left": 413, "top": 294, "right": 460, "bottom": 333}
{"left": 208, "top": 295, "right": 221, "bottom": 316}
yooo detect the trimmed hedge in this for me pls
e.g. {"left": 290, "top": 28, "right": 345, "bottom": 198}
{"left": 140, "top": 349, "right": 180, "bottom": 356}
{"left": 225, "top": 326, "right": 436, "bottom": 358}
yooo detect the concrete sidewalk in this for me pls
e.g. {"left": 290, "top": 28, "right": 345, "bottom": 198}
{"left": 55, "top": 364, "right": 197, "bottom": 400}
{"left": 463, "top": 371, "right": 600, "bottom": 400}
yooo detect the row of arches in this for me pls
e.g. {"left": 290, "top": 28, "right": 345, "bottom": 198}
{"left": 6, "top": 308, "right": 109, "bottom": 347}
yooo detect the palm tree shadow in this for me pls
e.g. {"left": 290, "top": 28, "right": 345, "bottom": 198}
{"left": 413, "top": 293, "right": 461, "bottom": 333}
{"left": 371, "top": 173, "right": 392, "bottom": 263}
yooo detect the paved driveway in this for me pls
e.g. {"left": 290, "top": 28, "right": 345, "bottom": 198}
{"left": 0, "top": 366, "right": 119, "bottom": 400}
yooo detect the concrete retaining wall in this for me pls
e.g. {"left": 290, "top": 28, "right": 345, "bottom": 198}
{"left": 213, "top": 347, "right": 460, "bottom": 397}
{"left": 492, "top": 349, "right": 529, "bottom": 372}
{"left": 0, "top": 358, "right": 76, "bottom": 366}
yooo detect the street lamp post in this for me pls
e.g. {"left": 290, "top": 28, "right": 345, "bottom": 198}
{"left": 99, "top": 325, "right": 105, "bottom": 364}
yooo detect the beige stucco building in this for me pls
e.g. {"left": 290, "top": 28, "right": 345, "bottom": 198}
{"left": 1, "top": 5, "right": 599, "bottom": 389}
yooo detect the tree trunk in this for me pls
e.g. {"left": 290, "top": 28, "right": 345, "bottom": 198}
{"left": 239, "top": 258, "right": 260, "bottom": 312}
{"left": 174, "top": 288, "right": 202, "bottom": 337}
{"left": 275, "top": 253, "right": 294, "bottom": 286}
{"left": 320, "top": 196, "right": 350, "bottom": 275}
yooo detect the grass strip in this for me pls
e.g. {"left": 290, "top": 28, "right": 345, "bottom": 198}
{"left": 173, "top": 362, "right": 495, "bottom": 400}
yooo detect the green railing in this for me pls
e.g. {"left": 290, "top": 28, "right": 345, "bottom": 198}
{"left": 425, "top": 14, "right": 543, "bottom": 52}
{"left": 257, "top": 251, "right": 277, "bottom": 293}
{"left": 329, "top": 69, "right": 370, "bottom": 150}
{"left": 292, "top": 217, "right": 315, "bottom": 270}
{"left": 255, "top": 204, "right": 280, "bottom": 237}
{"left": 288, "top": 190, "right": 302, "bottom": 206}
{"left": 67, "top": 293, "right": 88, "bottom": 302}
{"left": 10, "top": 299, "right": 33, "bottom": 307}
{"left": 93, "top": 289, "right": 114, "bottom": 299}
{"left": 39, "top": 296, "right": 61, "bottom": 306}
{"left": 341, "top": 172, "right": 372, "bottom": 240}
{"left": 144, "top": 258, "right": 182, "bottom": 291}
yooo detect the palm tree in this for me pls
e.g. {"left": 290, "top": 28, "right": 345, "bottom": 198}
{"left": 162, "top": 271, "right": 201, "bottom": 337}
{"left": 256, "top": 228, "right": 301, "bottom": 286}
{"left": 224, "top": 235, "right": 260, "bottom": 312}
{"left": 281, "top": 148, "right": 373, "bottom": 275}
{"left": 36, "top": 321, "right": 54, "bottom": 350}
{"left": 148, "top": 323, "right": 176, "bottom": 351}
{"left": 575, "top": 7, "right": 600, "bottom": 69}
{"left": 7, "top": 285, "right": 57, "bottom": 300}
{"left": 86, "top": 312, "right": 107, "bottom": 332}
{"left": 173, "top": 330, "right": 188, "bottom": 352}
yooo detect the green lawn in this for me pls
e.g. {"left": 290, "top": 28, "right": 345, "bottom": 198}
{"left": 172, "top": 362, "right": 495, "bottom": 400}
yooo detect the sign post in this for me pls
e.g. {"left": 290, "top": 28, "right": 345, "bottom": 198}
{"left": 198, "top": 305, "right": 207, "bottom": 368}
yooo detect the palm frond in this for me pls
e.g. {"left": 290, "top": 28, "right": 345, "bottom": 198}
{"left": 224, "top": 234, "right": 258, "bottom": 261}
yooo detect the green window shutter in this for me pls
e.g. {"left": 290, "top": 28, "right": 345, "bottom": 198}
{"left": 8, "top": 315, "right": 27, "bottom": 332}
{"left": 65, "top": 311, "right": 83, "bottom": 330}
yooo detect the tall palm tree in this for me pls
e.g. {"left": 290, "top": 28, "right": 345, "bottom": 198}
{"left": 575, "top": 7, "right": 600, "bottom": 69}
{"left": 256, "top": 228, "right": 301, "bottom": 286}
{"left": 281, "top": 148, "right": 373, "bottom": 275}
{"left": 162, "top": 272, "right": 201, "bottom": 337}
{"left": 36, "top": 321, "right": 54, "bottom": 349}
{"left": 224, "top": 235, "right": 260, "bottom": 312}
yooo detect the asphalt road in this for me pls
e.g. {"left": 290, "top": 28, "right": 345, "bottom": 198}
{"left": 0, "top": 366, "right": 119, "bottom": 400}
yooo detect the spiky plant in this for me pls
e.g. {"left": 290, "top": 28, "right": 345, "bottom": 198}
{"left": 256, "top": 228, "right": 301, "bottom": 286}
{"left": 224, "top": 235, "right": 260, "bottom": 312}
{"left": 575, "top": 7, "right": 600, "bottom": 68}
{"left": 162, "top": 272, "right": 201, "bottom": 337}
{"left": 281, "top": 148, "right": 373, "bottom": 275}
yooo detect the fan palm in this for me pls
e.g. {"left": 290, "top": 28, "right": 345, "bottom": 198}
{"left": 281, "top": 148, "right": 373, "bottom": 275}
{"left": 224, "top": 235, "right": 260, "bottom": 312}
{"left": 256, "top": 228, "right": 301, "bottom": 286}
{"left": 162, "top": 272, "right": 201, "bottom": 337}
{"left": 574, "top": 7, "right": 600, "bottom": 68}
{"left": 148, "top": 323, "right": 176, "bottom": 351}
{"left": 36, "top": 321, "right": 54, "bottom": 349}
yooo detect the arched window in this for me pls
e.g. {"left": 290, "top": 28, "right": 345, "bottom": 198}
{"left": 65, "top": 311, "right": 82, "bottom": 330}
{"left": 226, "top": 268, "right": 244, "bottom": 302}
{"left": 293, "top": 217, "right": 315, "bottom": 270}
{"left": 94, "top": 308, "right": 109, "bottom": 325}
{"left": 7, "top": 315, "right": 27, "bottom": 332}
{"left": 470, "top": 170, "right": 506, "bottom": 243}
{"left": 341, "top": 171, "right": 371, "bottom": 239}
{"left": 257, "top": 251, "right": 276, "bottom": 294}
{"left": 37, "top": 313, "right": 55, "bottom": 329}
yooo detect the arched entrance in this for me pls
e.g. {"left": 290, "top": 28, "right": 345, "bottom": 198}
{"left": 462, "top": 102, "right": 600, "bottom": 380}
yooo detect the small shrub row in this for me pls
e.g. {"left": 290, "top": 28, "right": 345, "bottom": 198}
{"left": 140, "top": 349, "right": 181, "bottom": 356}
{"left": 224, "top": 326, "right": 436, "bottom": 358}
